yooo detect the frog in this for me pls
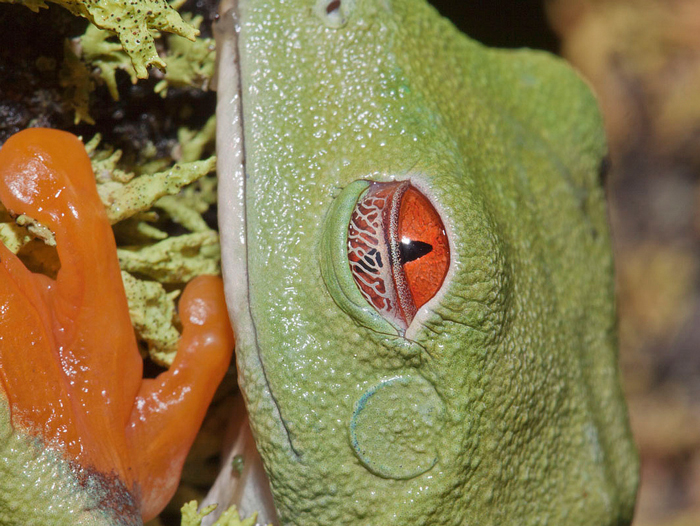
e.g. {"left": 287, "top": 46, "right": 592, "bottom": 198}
{"left": 211, "top": 0, "right": 639, "bottom": 525}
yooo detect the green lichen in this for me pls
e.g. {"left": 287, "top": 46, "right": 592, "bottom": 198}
{"left": 180, "top": 501, "right": 263, "bottom": 526}
{"left": 97, "top": 156, "right": 217, "bottom": 224}
{"left": 178, "top": 115, "right": 217, "bottom": 163}
{"left": 0, "top": 203, "right": 61, "bottom": 277}
{"left": 56, "top": 13, "right": 216, "bottom": 120}
{"left": 121, "top": 270, "right": 181, "bottom": 367}
{"left": 60, "top": 39, "right": 96, "bottom": 124}
{"left": 2, "top": 0, "right": 198, "bottom": 78}
{"left": 88, "top": 133, "right": 220, "bottom": 365}
{"left": 77, "top": 23, "right": 138, "bottom": 101}
{"left": 118, "top": 230, "right": 220, "bottom": 283}
{"left": 15, "top": 214, "right": 56, "bottom": 246}
{"left": 0, "top": 204, "right": 31, "bottom": 253}
{"left": 155, "top": 14, "right": 215, "bottom": 97}
{"left": 84, "top": 134, "right": 133, "bottom": 183}
{"left": 0, "top": 223, "right": 29, "bottom": 254}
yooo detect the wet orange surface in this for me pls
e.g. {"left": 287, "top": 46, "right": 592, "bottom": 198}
{"left": 0, "top": 129, "right": 234, "bottom": 521}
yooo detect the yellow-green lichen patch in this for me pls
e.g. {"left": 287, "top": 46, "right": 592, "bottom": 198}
{"left": 155, "top": 14, "right": 215, "bottom": 97}
{"left": 2, "top": 0, "right": 199, "bottom": 78}
{"left": 59, "top": 38, "right": 95, "bottom": 124}
{"left": 0, "top": 203, "right": 60, "bottom": 277}
{"left": 54, "top": 12, "right": 216, "bottom": 120}
{"left": 76, "top": 23, "right": 138, "bottom": 101}
{"left": 88, "top": 135, "right": 220, "bottom": 365}
{"left": 0, "top": 203, "right": 60, "bottom": 278}
{"left": 118, "top": 230, "right": 220, "bottom": 283}
{"left": 0, "top": 222, "right": 30, "bottom": 254}
{"left": 121, "top": 270, "right": 181, "bottom": 366}
{"left": 85, "top": 134, "right": 134, "bottom": 183}
{"left": 178, "top": 115, "right": 217, "bottom": 163}
{"left": 14, "top": 213, "right": 56, "bottom": 246}
{"left": 98, "top": 156, "right": 216, "bottom": 223}
{"left": 0, "top": 204, "right": 31, "bottom": 253}
{"left": 179, "top": 501, "right": 263, "bottom": 526}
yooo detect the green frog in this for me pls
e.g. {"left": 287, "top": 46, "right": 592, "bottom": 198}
{"left": 212, "top": 0, "right": 639, "bottom": 525}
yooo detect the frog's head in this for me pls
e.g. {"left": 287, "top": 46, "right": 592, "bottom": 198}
{"left": 214, "top": 0, "right": 639, "bottom": 524}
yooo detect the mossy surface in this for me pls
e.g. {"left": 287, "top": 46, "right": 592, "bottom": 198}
{"left": 178, "top": 501, "right": 264, "bottom": 526}
{"left": 1, "top": 0, "right": 198, "bottom": 77}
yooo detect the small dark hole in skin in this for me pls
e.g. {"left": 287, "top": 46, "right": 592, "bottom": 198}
{"left": 326, "top": 0, "right": 341, "bottom": 14}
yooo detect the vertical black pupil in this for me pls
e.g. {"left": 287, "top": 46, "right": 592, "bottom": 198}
{"left": 399, "top": 239, "right": 433, "bottom": 264}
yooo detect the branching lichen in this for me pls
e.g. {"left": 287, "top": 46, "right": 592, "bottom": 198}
{"left": 91, "top": 133, "right": 219, "bottom": 366}
{"left": 178, "top": 115, "right": 217, "bottom": 163}
{"left": 54, "top": 12, "right": 216, "bottom": 121}
{"left": 2, "top": 0, "right": 199, "bottom": 78}
{"left": 59, "top": 39, "right": 95, "bottom": 124}
{"left": 154, "top": 14, "right": 215, "bottom": 97}
{"left": 121, "top": 270, "right": 181, "bottom": 366}
{"left": 180, "top": 501, "right": 264, "bottom": 526}
{"left": 76, "top": 23, "right": 139, "bottom": 101}
{"left": 118, "top": 230, "right": 220, "bottom": 283}
{"left": 97, "top": 156, "right": 217, "bottom": 223}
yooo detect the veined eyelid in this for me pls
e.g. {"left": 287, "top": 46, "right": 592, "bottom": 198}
{"left": 320, "top": 179, "right": 400, "bottom": 336}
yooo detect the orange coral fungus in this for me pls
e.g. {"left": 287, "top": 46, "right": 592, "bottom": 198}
{"left": 0, "top": 128, "right": 234, "bottom": 522}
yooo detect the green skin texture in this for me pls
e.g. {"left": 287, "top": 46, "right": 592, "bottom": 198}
{"left": 218, "top": 0, "right": 639, "bottom": 525}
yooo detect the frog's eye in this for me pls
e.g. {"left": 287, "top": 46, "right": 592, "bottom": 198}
{"left": 347, "top": 181, "right": 449, "bottom": 330}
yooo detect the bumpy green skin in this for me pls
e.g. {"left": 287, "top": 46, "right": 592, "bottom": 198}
{"left": 231, "top": 0, "right": 639, "bottom": 524}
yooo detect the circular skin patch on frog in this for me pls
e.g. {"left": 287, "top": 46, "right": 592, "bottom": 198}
{"left": 349, "top": 375, "right": 444, "bottom": 480}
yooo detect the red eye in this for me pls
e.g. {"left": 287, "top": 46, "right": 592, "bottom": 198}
{"left": 347, "top": 181, "right": 449, "bottom": 331}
